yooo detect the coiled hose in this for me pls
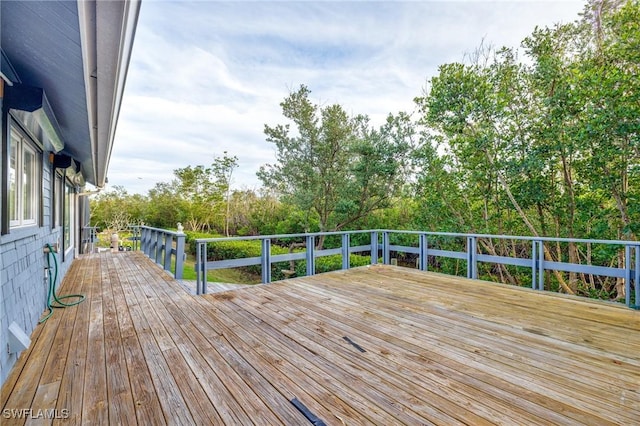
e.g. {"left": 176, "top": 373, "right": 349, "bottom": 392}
{"left": 40, "top": 243, "right": 86, "bottom": 323}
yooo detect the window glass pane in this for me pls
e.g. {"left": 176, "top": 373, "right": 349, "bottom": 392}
{"left": 64, "top": 185, "right": 71, "bottom": 249}
{"left": 55, "top": 174, "right": 63, "bottom": 227}
{"left": 9, "top": 141, "right": 18, "bottom": 222}
{"left": 23, "top": 147, "right": 36, "bottom": 222}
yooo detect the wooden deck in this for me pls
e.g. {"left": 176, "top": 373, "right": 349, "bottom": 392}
{"left": 2, "top": 252, "right": 639, "bottom": 425}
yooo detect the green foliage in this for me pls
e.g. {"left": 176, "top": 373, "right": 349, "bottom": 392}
{"left": 180, "top": 254, "right": 261, "bottom": 284}
{"left": 184, "top": 230, "right": 222, "bottom": 256}
{"left": 258, "top": 85, "right": 413, "bottom": 242}
{"left": 295, "top": 254, "right": 372, "bottom": 276}
{"left": 90, "top": 186, "right": 145, "bottom": 232}
{"left": 171, "top": 152, "right": 238, "bottom": 233}
{"left": 187, "top": 234, "right": 371, "bottom": 281}
{"left": 411, "top": 0, "right": 640, "bottom": 298}
{"left": 204, "top": 239, "right": 291, "bottom": 281}
{"left": 90, "top": 0, "right": 639, "bottom": 303}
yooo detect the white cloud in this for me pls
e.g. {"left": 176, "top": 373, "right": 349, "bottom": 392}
{"left": 110, "top": 0, "right": 584, "bottom": 195}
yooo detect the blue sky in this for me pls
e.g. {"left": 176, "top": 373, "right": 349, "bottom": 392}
{"left": 109, "top": 0, "right": 584, "bottom": 195}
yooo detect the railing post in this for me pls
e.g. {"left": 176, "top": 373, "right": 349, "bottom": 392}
{"left": 418, "top": 233, "right": 428, "bottom": 271}
{"left": 196, "top": 242, "right": 202, "bottom": 295}
{"left": 382, "top": 231, "right": 390, "bottom": 265}
{"left": 306, "top": 235, "right": 315, "bottom": 276}
{"left": 538, "top": 240, "right": 545, "bottom": 291}
{"left": 197, "top": 242, "right": 208, "bottom": 295}
{"left": 341, "top": 233, "right": 350, "bottom": 270}
{"left": 370, "top": 231, "right": 378, "bottom": 265}
{"left": 156, "top": 233, "right": 165, "bottom": 265}
{"left": 467, "top": 236, "right": 478, "bottom": 279}
{"left": 625, "top": 245, "right": 632, "bottom": 308}
{"left": 635, "top": 245, "right": 640, "bottom": 309}
{"left": 531, "top": 240, "right": 539, "bottom": 290}
{"left": 175, "top": 232, "right": 185, "bottom": 280}
{"left": 261, "top": 238, "right": 272, "bottom": 283}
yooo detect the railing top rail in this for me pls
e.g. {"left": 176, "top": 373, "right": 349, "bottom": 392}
{"left": 140, "top": 225, "right": 185, "bottom": 236}
{"left": 195, "top": 229, "right": 374, "bottom": 243}
{"left": 195, "top": 229, "right": 639, "bottom": 247}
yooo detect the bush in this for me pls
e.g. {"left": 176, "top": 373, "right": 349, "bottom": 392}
{"left": 196, "top": 238, "right": 292, "bottom": 281}
{"left": 295, "top": 253, "right": 372, "bottom": 276}
{"left": 184, "top": 231, "right": 222, "bottom": 256}
{"left": 187, "top": 233, "right": 374, "bottom": 281}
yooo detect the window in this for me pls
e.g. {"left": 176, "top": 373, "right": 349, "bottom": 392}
{"left": 54, "top": 173, "right": 63, "bottom": 227}
{"left": 63, "top": 182, "right": 75, "bottom": 254}
{"left": 9, "top": 127, "right": 40, "bottom": 228}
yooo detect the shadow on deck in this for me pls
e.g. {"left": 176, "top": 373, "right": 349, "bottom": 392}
{"left": 1, "top": 251, "right": 639, "bottom": 425}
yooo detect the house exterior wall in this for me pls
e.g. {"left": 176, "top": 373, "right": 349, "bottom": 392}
{"left": 0, "top": 0, "right": 139, "bottom": 388}
{"left": 0, "top": 147, "right": 75, "bottom": 385}
{"left": 1, "top": 27, "right": 79, "bottom": 386}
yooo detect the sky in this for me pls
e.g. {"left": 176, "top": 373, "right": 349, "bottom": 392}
{"left": 109, "top": 0, "right": 585, "bottom": 195}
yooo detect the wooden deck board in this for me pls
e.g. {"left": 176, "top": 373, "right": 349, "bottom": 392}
{"left": 2, "top": 252, "right": 639, "bottom": 425}
{"left": 282, "top": 275, "right": 634, "bottom": 424}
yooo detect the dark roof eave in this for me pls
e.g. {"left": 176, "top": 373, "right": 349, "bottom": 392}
{"left": 78, "top": 0, "right": 141, "bottom": 188}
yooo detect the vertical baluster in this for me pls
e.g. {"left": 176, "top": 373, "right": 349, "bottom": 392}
{"left": 261, "top": 238, "right": 272, "bottom": 283}
{"left": 370, "top": 231, "right": 378, "bottom": 265}
{"left": 419, "top": 233, "right": 428, "bottom": 271}
{"left": 306, "top": 235, "right": 315, "bottom": 276}
{"left": 467, "top": 236, "right": 478, "bottom": 279}
{"left": 341, "top": 233, "right": 350, "bottom": 270}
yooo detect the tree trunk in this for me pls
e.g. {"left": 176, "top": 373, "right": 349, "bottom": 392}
{"left": 487, "top": 151, "right": 575, "bottom": 294}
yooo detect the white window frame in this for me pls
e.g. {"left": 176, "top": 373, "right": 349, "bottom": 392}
{"left": 9, "top": 126, "right": 40, "bottom": 229}
{"left": 63, "top": 181, "right": 75, "bottom": 257}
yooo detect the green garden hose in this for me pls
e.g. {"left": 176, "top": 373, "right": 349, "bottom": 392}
{"left": 39, "top": 243, "right": 86, "bottom": 323}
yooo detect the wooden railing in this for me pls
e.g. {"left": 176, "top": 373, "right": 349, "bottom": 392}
{"left": 195, "top": 230, "right": 640, "bottom": 308}
{"left": 139, "top": 225, "right": 186, "bottom": 280}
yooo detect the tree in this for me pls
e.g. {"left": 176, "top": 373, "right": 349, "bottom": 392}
{"left": 171, "top": 152, "right": 238, "bottom": 232}
{"left": 146, "top": 181, "right": 181, "bottom": 229}
{"left": 412, "top": 0, "right": 640, "bottom": 298}
{"left": 211, "top": 152, "right": 238, "bottom": 237}
{"left": 258, "top": 85, "right": 412, "bottom": 247}
{"left": 90, "top": 185, "right": 145, "bottom": 233}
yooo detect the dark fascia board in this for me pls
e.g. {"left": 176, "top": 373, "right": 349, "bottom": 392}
{"left": 0, "top": 49, "right": 21, "bottom": 85}
{"left": 5, "top": 83, "right": 65, "bottom": 153}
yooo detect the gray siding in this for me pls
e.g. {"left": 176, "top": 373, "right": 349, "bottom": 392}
{"left": 0, "top": 153, "right": 74, "bottom": 385}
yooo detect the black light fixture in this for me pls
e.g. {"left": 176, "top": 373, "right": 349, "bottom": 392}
{"left": 49, "top": 153, "right": 81, "bottom": 173}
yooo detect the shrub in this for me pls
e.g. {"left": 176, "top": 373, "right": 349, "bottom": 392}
{"left": 187, "top": 233, "right": 374, "bottom": 282}
{"left": 196, "top": 238, "right": 291, "bottom": 281}
{"left": 184, "top": 231, "right": 221, "bottom": 256}
{"left": 295, "top": 253, "right": 372, "bottom": 276}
